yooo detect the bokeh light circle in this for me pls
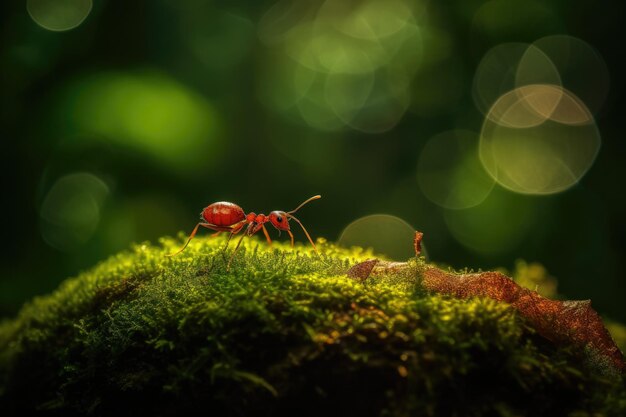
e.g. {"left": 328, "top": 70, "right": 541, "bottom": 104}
{"left": 345, "top": 71, "right": 413, "bottom": 133}
{"left": 257, "top": 0, "right": 422, "bottom": 132}
{"left": 417, "top": 130, "right": 495, "bottom": 209}
{"left": 336, "top": 0, "right": 414, "bottom": 41}
{"left": 529, "top": 35, "right": 610, "bottom": 114}
{"left": 40, "top": 172, "right": 109, "bottom": 252}
{"left": 27, "top": 0, "right": 92, "bottom": 32}
{"left": 480, "top": 85, "right": 601, "bottom": 195}
{"left": 472, "top": 43, "right": 560, "bottom": 116}
{"left": 324, "top": 67, "right": 376, "bottom": 126}
{"left": 514, "top": 45, "right": 562, "bottom": 90}
{"left": 338, "top": 214, "right": 422, "bottom": 260}
{"left": 486, "top": 84, "right": 565, "bottom": 128}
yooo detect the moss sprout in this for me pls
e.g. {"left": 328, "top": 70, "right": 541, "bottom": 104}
{"left": 1, "top": 236, "right": 624, "bottom": 416}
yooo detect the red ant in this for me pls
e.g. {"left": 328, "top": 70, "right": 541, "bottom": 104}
{"left": 167, "top": 195, "right": 321, "bottom": 268}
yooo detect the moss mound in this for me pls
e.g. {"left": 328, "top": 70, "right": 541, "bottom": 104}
{"left": 1, "top": 236, "right": 624, "bottom": 416}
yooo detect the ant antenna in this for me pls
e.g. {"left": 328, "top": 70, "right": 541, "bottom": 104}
{"left": 288, "top": 195, "right": 321, "bottom": 214}
{"left": 285, "top": 195, "right": 321, "bottom": 253}
{"left": 286, "top": 213, "right": 318, "bottom": 253}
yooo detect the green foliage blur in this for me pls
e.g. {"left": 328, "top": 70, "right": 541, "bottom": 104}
{"left": 1, "top": 0, "right": 625, "bottom": 322}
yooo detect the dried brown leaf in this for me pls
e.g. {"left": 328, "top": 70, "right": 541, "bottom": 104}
{"left": 346, "top": 256, "right": 625, "bottom": 372}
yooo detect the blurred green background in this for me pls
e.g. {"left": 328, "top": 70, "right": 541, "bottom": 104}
{"left": 1, "top": 0, "right": 625, "bottom": 321}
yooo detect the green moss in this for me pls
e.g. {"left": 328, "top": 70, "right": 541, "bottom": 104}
{"left": 1, "top": 236, "right": 624, "bottom": 416}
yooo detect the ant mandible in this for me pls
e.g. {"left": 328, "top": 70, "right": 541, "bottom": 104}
{"left": 167, "top": 195, "right": 321, "bottom": 268}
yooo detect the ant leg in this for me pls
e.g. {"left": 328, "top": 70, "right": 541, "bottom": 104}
{"left": 287, "top": 230, "right": 294, "bottom": 248}
{"left": 221, "top": 229, "right": 237, "bottom": 259}
{"left": 261, "top": 225, "right": 273, "bottom": 246}
{"left": 211, "top": 231, "right": 222, "bottom": 238}
{"left": 166, "top": 222, "right": 211, "bottom": 256}
{"left": 286, "top": 214, "right": 318, "bottom": 254}
{"left": 218, "top": 221, "right": 247, "bottom": 259}
{"left": 227, "top": 224, "right": 254, "bottom": 270}
{"left": 231, "top": 221, "right": 247, "bottom": 234}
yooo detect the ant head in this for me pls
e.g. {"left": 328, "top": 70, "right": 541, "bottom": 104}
{"left": 269, "top": 211, "right": 290, "bottom": 231}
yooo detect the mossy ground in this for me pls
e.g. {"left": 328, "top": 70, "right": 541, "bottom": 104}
{"left": 0, "top": 236, "right": 624, "bottom": 416}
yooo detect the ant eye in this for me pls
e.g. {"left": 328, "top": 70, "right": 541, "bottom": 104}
{"left": 276, "top": 215, "right": 283, "bottom": 223}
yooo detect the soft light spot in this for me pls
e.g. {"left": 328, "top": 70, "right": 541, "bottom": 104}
{"left": 40, "top": 173, "right": 108, "bottom": 252}
{"left": 486, "top": 85, "right": 563, "bottom": 129}
{"left": 63, "top": 71, "right": 219, "bottom": 175}
{"left": 27, "top": 0, "right": 92, "bottom": 32}
{"left": 345, "top": 72, "right": 413, "bottom": 133}
{"left": 338, "top": 214, "right": 421, "bottom": 260}
{"left": 531, "top": 35, "right": 610, "bottom": 115}
{"left": 324, "top": 60, "right": 376, "bottom": 125}
{"left": 480, "top": 85, "right": 600, "bottom": 195}
{"left": 514, "top": 45, "right": 562, "bottom": 90}
{"left": 257, "top": 0, "right": 422, "bottom": 132}
{"left": 472, "top": 42, "right": 560, "bottom": 117}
